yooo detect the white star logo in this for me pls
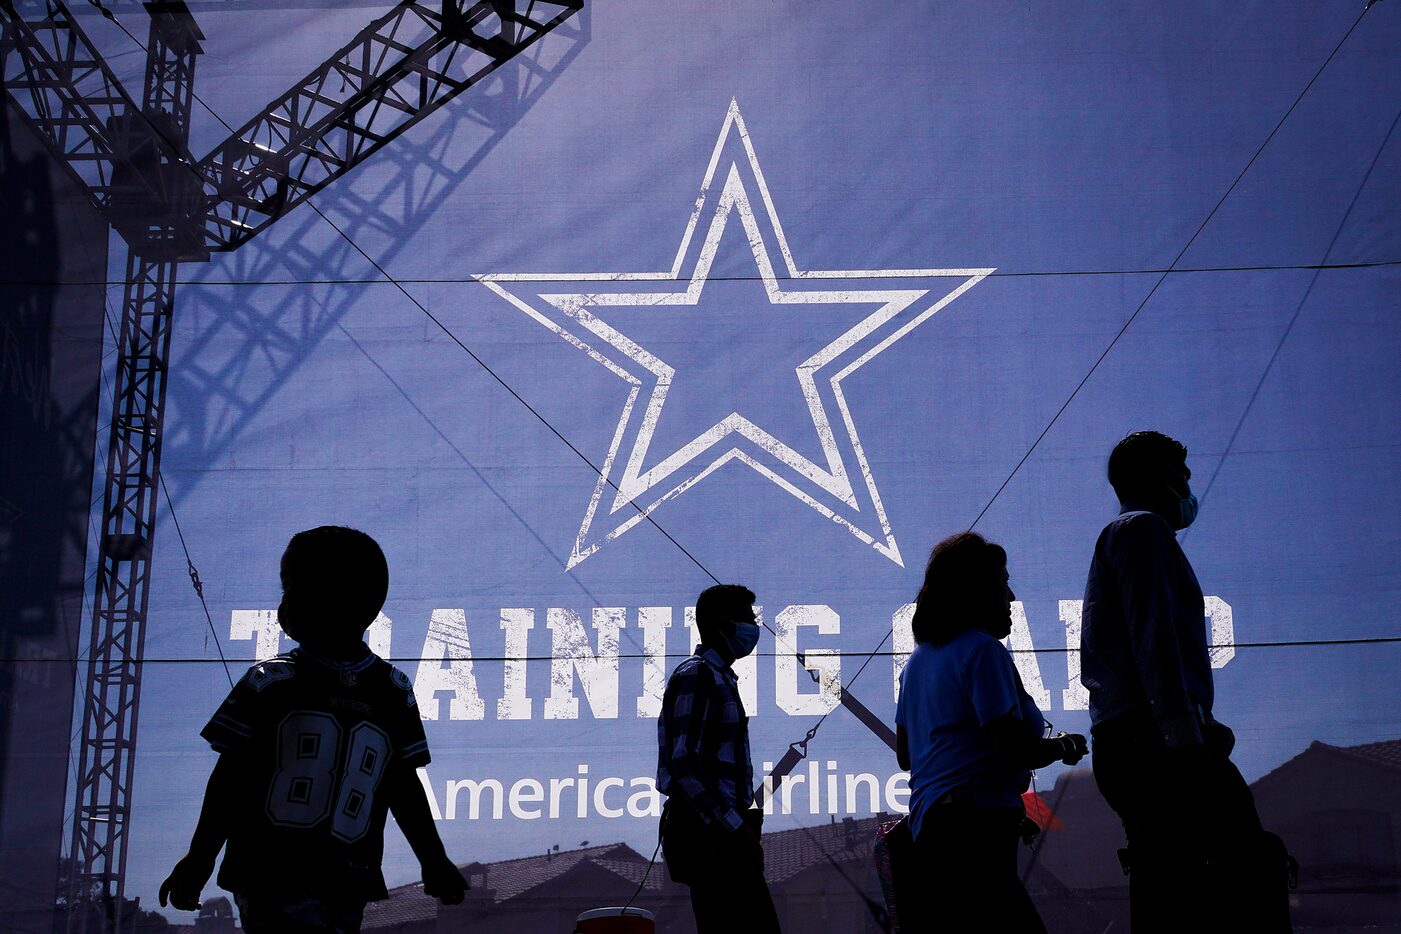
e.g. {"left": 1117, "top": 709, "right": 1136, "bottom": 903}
{"left": 480, "top": 101, "right": 992, "bottom": 569}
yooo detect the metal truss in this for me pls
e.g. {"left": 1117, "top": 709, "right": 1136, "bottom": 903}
{"left": 1, "top": 2, "right": 584, "bottom": 928}
{"left": 66, "top": 4, "right": 198, "bottom": 929}
{"left": 166, "top": 5, "right": 589, "bottom": 496}
{"left": 68, "top": 255, "right": 180, "bottom": 931}
{"left": 0, "top": 1, "right": 593, "bottom": 257}
{"left": 198, "top": 0, "right": 582, "bottom": 251}
{"left": 0, "top": 0, "right": 203, "bottom": 236}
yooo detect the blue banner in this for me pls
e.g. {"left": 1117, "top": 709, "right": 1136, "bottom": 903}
{"left": 6, "top": 0, "right": 1399, "bottom": 929}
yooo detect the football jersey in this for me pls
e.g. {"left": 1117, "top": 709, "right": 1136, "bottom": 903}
{"left": 201, "top": 646, "right": 430, "bottom": 899}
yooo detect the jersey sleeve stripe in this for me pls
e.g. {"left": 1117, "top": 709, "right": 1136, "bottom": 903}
{"left": 210, "top": 714, "right": 252, "bottom": 736}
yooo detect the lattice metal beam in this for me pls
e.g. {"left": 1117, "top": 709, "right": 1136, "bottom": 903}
{"left": 163, "top": 2, "right": 589, "bottom": 506}
{"left": 197, "top": 0, "right": 582, "bottom": 251}
{"left": 67, "top": 5, "right": 199, "bottom": 928}
{"left": 68, "top": 253, "right": 180, "bottom": 934}
{"left": 3, "top": 4, "right": 586, "bottom": 928}
{"left": 0, "top": 0, "right": 205, "bottom": 235}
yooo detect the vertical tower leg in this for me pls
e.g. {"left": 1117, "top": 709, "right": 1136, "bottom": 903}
{"left": 68, "top": 256, "right": 178, "bottom": 933}
{"left": 67, "top": 5, "right": 201, "bottom": 931}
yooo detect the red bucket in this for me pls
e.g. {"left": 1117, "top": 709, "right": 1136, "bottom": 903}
{"left": 574, "top": 907, "right": 655, "bottom": 933}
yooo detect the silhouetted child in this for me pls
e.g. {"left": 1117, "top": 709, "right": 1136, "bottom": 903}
{"left": 160, "top": 526, "right": 466, "bottom": 932}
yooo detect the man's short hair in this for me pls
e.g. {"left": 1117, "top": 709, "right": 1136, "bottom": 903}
{"left": 695, "top": 583, "right": 756, "bottom": 642}
{"left": 1107, "top": 431, "right": 1187, "bottom": 502}
{"left": 283, "top": 526, "right": 389, "bottom": 634}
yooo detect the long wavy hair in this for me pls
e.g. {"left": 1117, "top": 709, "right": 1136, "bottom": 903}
{"left": 910, "top": 531, "right": 1008, "bottom": 646}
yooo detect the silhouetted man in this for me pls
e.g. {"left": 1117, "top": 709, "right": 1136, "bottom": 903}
{"left": 1082, "top": 432, "right": 1290, "bottom": 931}
{"left": 657, "top": 584, "right": 780, "bottom": 933}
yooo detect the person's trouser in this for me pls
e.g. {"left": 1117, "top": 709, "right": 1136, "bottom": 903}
{"left": 235, "top": 890, "right": 367, "bottom": 934}
{"left": 1092, "top": 711, "right": 1293, "bottom": 932}
{"left": 904, "top": 803, "right": 1046, "bottom": 933}
{"left": 662, "top": 802, "right": 781, "bottom": 934}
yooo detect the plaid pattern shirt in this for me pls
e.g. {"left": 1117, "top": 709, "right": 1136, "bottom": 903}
{"left": 657, "top": 645, "right": 754, "bottom": 831}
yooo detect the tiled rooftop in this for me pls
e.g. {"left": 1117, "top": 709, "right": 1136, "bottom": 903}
{"left": 364, "top": 801, "right": 1074, "bottom": 926}
{"left": 464, "top": 842, "right": 648, "bottom": 902}
{"left": 1333, "top": 737, "right": 1401, "bottom": 772}
{"left": 360, "top": 880, "right": 438, "bottom": 930}
{"left": 758, "top": 815, "right": 887, "bottom": 885}
{"left": 363, "top": 841, "right": 652, "bottom": 928}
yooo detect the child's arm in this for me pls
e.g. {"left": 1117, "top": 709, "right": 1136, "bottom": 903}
{"left": 159, "top": 752, "right": 243, "bottom": 910}
{"left": 387, "top": 765, "right": 468, "bottom": 905}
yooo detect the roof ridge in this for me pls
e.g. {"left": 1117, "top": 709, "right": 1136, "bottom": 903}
{"left": 1332, "top": 736, "right": 1401, "bottom": 771}
{"left": 462, "top": 840, "right": 635, "bottom": 870}
{"left": 762, "top": 814, "right": 887, "bottom": 837}
{"left": 1341, "top": 737, "right": 1401, "bottom": 751}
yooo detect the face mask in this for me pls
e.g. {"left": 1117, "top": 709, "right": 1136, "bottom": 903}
{"left": 725, "top": 622, "right": 761, "bottom": 660}
{"left": 1165, "top": 480, "right": 1199, "bottom": 531}
{"left": 1175, "top": 493, "right": 1199, "bottom": 530}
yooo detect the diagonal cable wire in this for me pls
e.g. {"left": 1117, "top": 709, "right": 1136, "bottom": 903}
{"left": 785, "top": 0, "right": 1384, "bottom": 759}
{"left": 81, "top": 8, "right": 897, "bottom": 911}
{"left": 51, "top": 0, "right": 1390, "bottom": 920}
{"left": 57, "top": 248, "right": 238, "bottom": 846}
{"left": 301, "top": 204, "right": 725, "bottom": 585}
{"left": 91, "top": 0, "right": 728, "bottom": 588}
{"left": 965, "top": 0, "right": 1378, "bottom": 533}
{"left": 80, "top": 1, "right": 1392, "bottom": 868}
{"left": 79, "top": 2, "right": 748, "bottom": 689}
{"left": 1193, "top": 105, "right": 1401, "bottom": 512}
{"left": 131, "top": 0, "right": 1387, "bottom": 765}
{"left": 156, "top": 469, "right": 235, "bottom": 687}
{"left": 83, "top": 12, "right": 883, "bottom": 806}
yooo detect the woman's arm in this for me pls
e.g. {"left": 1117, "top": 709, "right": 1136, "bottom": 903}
{"left": 896, "top": 723, "right": 911, "bottom": 772}
{"left": 983, "top": 715, "right": 1087, "bottom": 771}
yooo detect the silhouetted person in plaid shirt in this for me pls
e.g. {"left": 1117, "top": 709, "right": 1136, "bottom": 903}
{"left": 657, "top": 584, "right": 780, "bottom": 933}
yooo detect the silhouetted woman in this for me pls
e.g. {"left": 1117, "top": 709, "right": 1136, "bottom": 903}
{"left": 895, "top": 532, "right": 1088, "bottom": 932}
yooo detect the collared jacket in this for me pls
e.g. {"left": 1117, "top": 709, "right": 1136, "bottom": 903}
{"left": 1082, "top": 508, "right": 1213, "bottom": 747}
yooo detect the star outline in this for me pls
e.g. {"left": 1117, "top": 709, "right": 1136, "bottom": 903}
{"left": 479, "top": 100, "right": 994, "bottom": 569}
